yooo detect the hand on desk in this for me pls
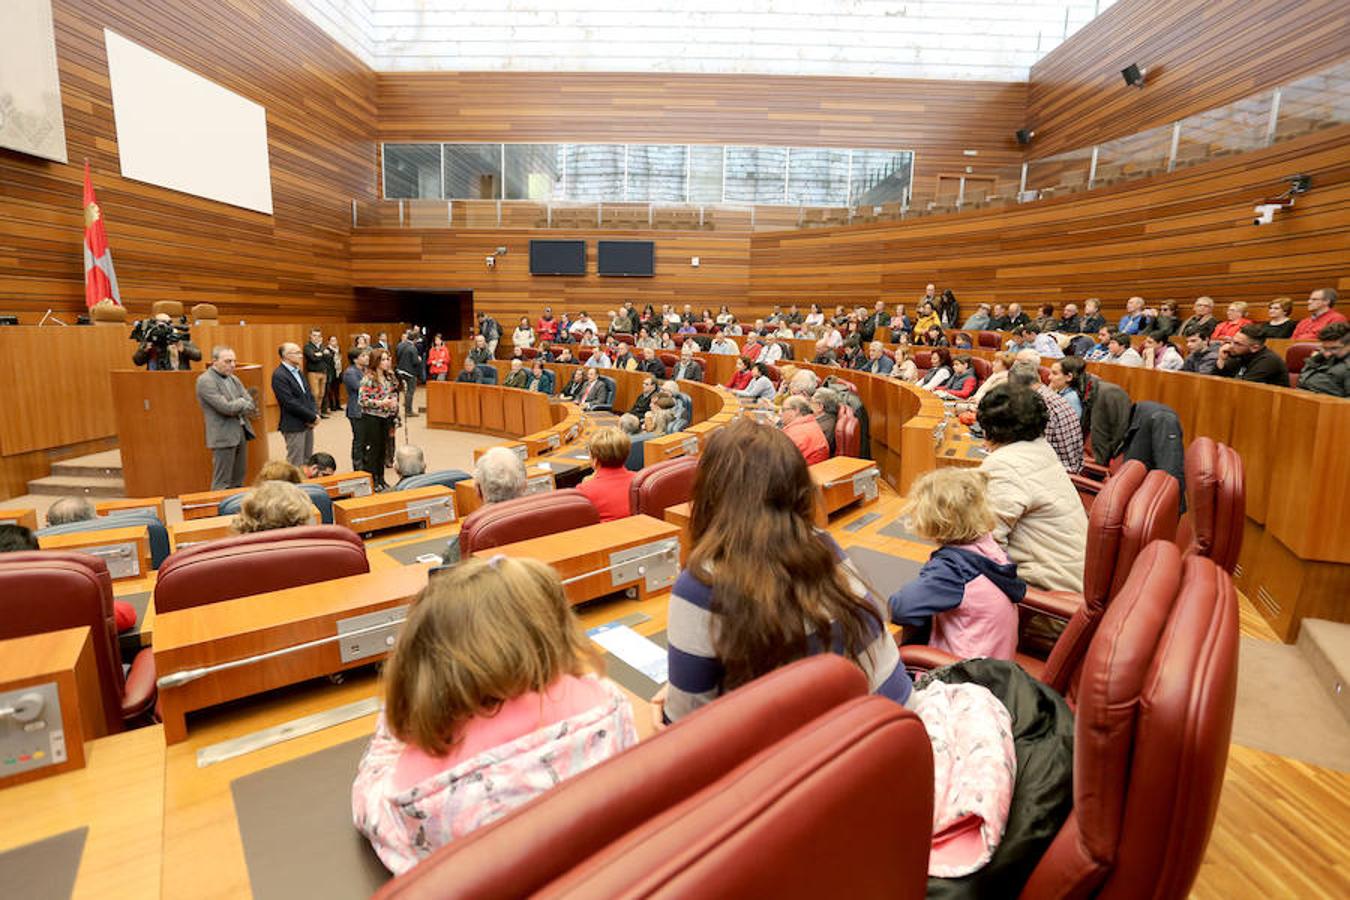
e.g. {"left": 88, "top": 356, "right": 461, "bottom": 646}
{"left": 649, "top": 684, "right": 670, "bottom": 733}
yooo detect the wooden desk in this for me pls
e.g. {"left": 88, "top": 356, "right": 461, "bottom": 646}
{"left": 476, "top": 516, "right": 682, "bottom": 605}
{"left": 154, "top": 566, "right": 432, "bottom": 743}
{"left": 169, "top": 509, "right": 320, "bottom": 550}
{"left": 0, "top": 628, "right": 101, "bottom": 785}
{"left": 0, "top": 507, "right": 37, "bottom": 530}
{"left": 304, "top": 471, "right": 374, "bottom": 499}
{"left": 810, "top": 457, "right": 881, "bottom": 523}
{"left": 333, "top": 485, "right": 456, "bottom": 536}
{"left": 664, "top": 502, "right": 692, "bottom": 564}
{"left": 95, "top": 497, "right": 166, "bottom": 521}
{"left": 0, "top": 725, "right": 165, "bottom": 900}
{"left": 643, "top": 431, "right": 700, "bottom": 467}
{"left": 177, "top": 487, "right": 240, "bottom": 521}
{"left": 39, "top": 526, "right": 152, "bottom": 582}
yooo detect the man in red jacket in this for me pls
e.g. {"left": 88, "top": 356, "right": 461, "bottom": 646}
{"left": 1291, "top": 288, "right": 1345, "bottom": 341}
{"left": 779, "top": 396, "right": 829, "bottom": 464}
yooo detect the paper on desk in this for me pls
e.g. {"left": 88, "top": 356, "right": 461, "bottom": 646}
{"left": 588, "top": 624, "right": 668, "bottom": 684}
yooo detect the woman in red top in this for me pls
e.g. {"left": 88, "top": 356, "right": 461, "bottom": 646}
{"left": 576, "top": 427, "right": 636, "bottom": 522}
{"left": 536, "top": 306, "right": 559, "bottom": 343}
{"left": 1210, "top": 301, "right": 1252, "bottom": 341}
{"left": 724, "top": 356, "right": 753, "bottom": 391}
{"left": 427, "top": 335, "right": 450, "bottom": 381}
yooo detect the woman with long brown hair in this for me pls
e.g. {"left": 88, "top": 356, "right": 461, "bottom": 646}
{"left": 359, "top": 347, "right": 399, "bottom": 490}
{"left": 656, "top": 417, "right": 911, "bottom": 724}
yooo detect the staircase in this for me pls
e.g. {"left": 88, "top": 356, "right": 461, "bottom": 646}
{"left": 1300, "top": 619, "right": 1350, "bottom": 726}
{"left": 27, "top": 450, "right": 125, "bottom": 498}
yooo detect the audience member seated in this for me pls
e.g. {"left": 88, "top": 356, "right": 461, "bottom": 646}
{"left": 1008, "top": 357, "right": 1083, "bottom": 473}
{"left": 304, "top": 452, "right": 336, "bottom": 478}
{"left": 1047, "top": 359, "right": 1082, "bottom": 418}
{"left": 963, "top": 303, "right": 992, "bottom": 330}
{"left": 560, "top": 368, "right": 585, "bottom": 401}
{"left": 966, "top": 351, "right": 1015, "bottom": 408}
{"left": 1005, "top": 302, "right": 1030, "bottom": 329}
{"left": 859, "top": 341, "right": 893, "bottom": 375}
{"left": 1080, "top": 297, "right": 1107, "bottom": 334}
{"left": 1142, "top": 332, "right": 1183, "bottom": 370}
{"left": 1152, "top": 300, "right": 1180, "bottom": 339}
{"left": 230, "top": 481, "right": 313, "bottom": 534}
{"left": 975, "top": 384, "right": 1088, "bottom": 592}
{"left": 662, "top": 381, "right": 693, "bottom": 432}
{"left": 391, "top": 446, "right": 426, "bottom": 489}
{"left": 1116, "top": 401, "right": 1187, "bottom": 496}
{"left": 1260, "top": 297, "right": 1296, "bottom": 339}
{"left": 1181, "top": 327, "right": 1221, "bottom": 374}
{"left": 725, "top": 356, "right": 753, "bottom": 392}
{"left": 502, "top": 358, "right": 529, "bottom": 388}
{"left": 1083, "top": 326, "right": 1112, "bottom": 361}
{"left": 917, "top": 348, "right": 954, "bottom": 391}
{"left": 656, "top": 419, "right": 911, "bottom": 725}
{"left": 934, "top": 354, "right": 978, "bottom": 400}
{"left": 1211, "top": 301, "right": 1251, "bottom": 341}
{"left": 779, "top": 395, "right": 830, "bottom": 465}
{"left": 46, "top": 496, "right": 97, "bottom": 529}
{"left": 1297, "top": 322, "right": 1349, "bottom": 398}
{"left": 917, "top": 324, "right": 950, "bottom": 347}
{"left": 645, "top": 396, "right": 675, "bottom": 436}
{"left": 888, "top": 469, "right": 1027, "bottom": 661}
{"left": 0, "top": 524, "right": 37, "bottom": 553}
{"left": 1117, "top": 296, "right": 1152, "bottom": 335}
{"left": 1179, "top": 296, "right": 1217, "bottom": 337}
{"left": 474, "top": 446, "right": 528, "bottom": 505}
{"left": 619, "top": 414, "right": 654, "bottom": 471}
{"left": 735, "top": 362, "right": 776, "bottom": 402}
{"left": 1216, "top": 324, "right": 1289, "bottom": 386}
{"left": 353, "top": 556, "right": 637, "bottom": 875}
{"left": 1290, "top": 287, "right": 1344, "bottom": 341}
{"left": 811, "top": 388, "right": 840, "bottom": 456}
{"left": 1059, "top": 357, "right": 1132, "bottom": 465}
{"left": 670, "top": 344, "right": 704, "bottom": 382}
{"left": 576, "top": 367, "right": 614, "bottom": 411}
{"left": 890, "top": 347, "right": 920, "bottom": 382}
{"left": 455, "top": 357, "right": 484, "bottom": 383}
{"left": 1106, "top": 332, "right": 1143, "bottom": 367}
{"left": 525, "top": 359, "right": 554, "bottom": 394}
{"left": 575, "top": 428, "right": 636, "bottom": 522}
{"left": 255, "top": 459, "right": 303, "bottom": 484}
{"left": 1031, "top": 323, "right": 1064, "bottom": 359}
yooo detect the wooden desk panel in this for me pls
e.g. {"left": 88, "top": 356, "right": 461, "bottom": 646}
{"left": 1263, "top": 391, "right": 1350, "bottom": 564}
{"left": 810, "top": 457, "right": 881, "bottom": 522}
{"left": 452, "top": 381, "right": 480, "bottom": 427}
{"left": 39, "top": 526, "right": 152, "bottom": 582}
{"left": 177, "top": 487, "right": 241, "bottom": 521}
{"left": 0, "top": 628, "right": 100, "bottom": 785}
{"left": 501, "top": 389, "right": 526, "bottom": 435}
{"left": 479, "top": 386, "right": 507, "bottom": 433}
{"left": 333, "top": 485, "right": 456, "bottom": 536}
{"left": 305, "top": 471, "right": 374, "bottom": 499}
{"left": 643, "top": 431, "right": 701, "bottom": 467}
{"left": 0, "top": 507, "right": 38, "bottom": 530}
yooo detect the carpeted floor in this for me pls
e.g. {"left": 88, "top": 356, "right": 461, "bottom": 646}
{"left": 1231, "top": 637, "right": 1350, "bottom": 772}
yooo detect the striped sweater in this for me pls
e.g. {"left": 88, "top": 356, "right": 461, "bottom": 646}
{"left": 665, "top": 531, "right": 912, "bottom": 722}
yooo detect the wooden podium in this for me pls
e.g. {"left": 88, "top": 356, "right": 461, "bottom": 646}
{"left": 110, "top": 366, "right": 269, "bottom": 498}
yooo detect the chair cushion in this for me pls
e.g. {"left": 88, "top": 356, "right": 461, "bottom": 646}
{"left": 38, "top": 510, "right": 171, "bottom": 568}
{"left": 154, "top": 525, "right": 369, "bottom": 613}
{"left": 629, "top": 456, "right": 699, "bottom": 517}
{"left": 458, "top": 489, "right": 601, "bottom": 556}
{"left": 392, "top": 470, "right": 472, "bottom": 492}
{"left": 835, "top": 406, "right": 861, "bottom": 458}
{"left": 218, "top": 484, "right": 335, "bottom": 524}
{"left": 1284, "top": 342, "right": 1319, "bottom": 375}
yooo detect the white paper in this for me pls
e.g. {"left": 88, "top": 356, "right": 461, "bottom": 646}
{"left": 589, "top": 624, "right": 668, "bottom": 683}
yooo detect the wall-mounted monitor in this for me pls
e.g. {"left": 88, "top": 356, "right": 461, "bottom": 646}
{"left": 597, "top": 241, "right": 655, "bottom": 277}
{"left": 529, "top": 240, "right": 586, "bottom": 276}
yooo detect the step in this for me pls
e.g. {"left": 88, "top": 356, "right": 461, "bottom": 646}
{"left": 26, "top": 475, "right": 126, "bottom": 499}
{"left": 1298, "top": 619, "right": 1350, "bottom": 727}
{"left": 50, "top": 459, "right": 124, "bottom": 479}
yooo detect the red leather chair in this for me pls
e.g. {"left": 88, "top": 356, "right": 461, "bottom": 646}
{"left": 0, "top": 552, "right": 155, "bottom": 735}
{"left": 1176, "top": 437, "right": 1245, "bottom": 573}
{"left": 1284, "top": 342, "right": 1319, "bottom": 387}
{"left": 458, "top": 488, "right": 601, "bottom": 556}
{"left": 629, "top": 456, "right": 699, "bottom": 517}
{"left": 153, "top": 525, "right": 369, "bottom": 613}
{"left": 977, "top": 331, "right": 1002, "bottom": 349}
{"left": 659, "top": 352, "right": 678, "bottom": 373}
{"left": 612, "top": 333, "right": 636, "bottom": 346}
{"left": 970, "top": 356, "right": 992, "bottom": 381}
{"left": 764, "top": 364, "right": 782, "bottom": 385}
{"left": 1021, "top": 543, "right": 1238, "bottom": 897}
{"left": 912, "top": 349, "right": 933, "bottom": 369}
{"left": 375, "top": 656, "right": 934, "bottom": 900}
{"left": 518, "top": 347, "right": 539, "bottom": 360}
{"left": 835, "top": 405, "right": 861, "bottom": 457}
{"left": 576, "top": 347, "right": 595, "bottom": 363}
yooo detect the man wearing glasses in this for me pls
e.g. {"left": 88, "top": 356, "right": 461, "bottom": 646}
{"left": 1215, "top": 324, "right": 1290, "bottom": 386}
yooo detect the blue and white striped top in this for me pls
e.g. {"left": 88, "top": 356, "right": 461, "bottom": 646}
{"left": 664, "top": 531, "right": 912, "bottom": 722}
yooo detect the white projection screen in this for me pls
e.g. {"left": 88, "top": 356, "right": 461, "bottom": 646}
{"left": 105, "top": 29, "right": 273, "bottom": 214}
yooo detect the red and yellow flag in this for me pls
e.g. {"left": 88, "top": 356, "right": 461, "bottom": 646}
{"left": 83, "top": 161, "right": 121, "bottom": 309}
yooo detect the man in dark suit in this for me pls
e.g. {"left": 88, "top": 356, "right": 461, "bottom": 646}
{"left": 395, "top": 329, "right": 423, "bottom": 417}
{"left": 577, "top": 367, "right": 613, "bottom": 411}
{"left": 272, "top": 342, "right": 318, "bottom": 466}
{"left": 302, "top": 328, "right": 331, "bottom": 419}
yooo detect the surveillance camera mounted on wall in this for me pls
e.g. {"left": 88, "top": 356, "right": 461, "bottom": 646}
{"left": 1254, "top": 174, "right": 1312, "bottom": 225}
{"left": 1015, "top": 128, "right": 1035, "bottom": 146}
{"left": 1121, "top": 63, "right": 1147, "bottom": 88}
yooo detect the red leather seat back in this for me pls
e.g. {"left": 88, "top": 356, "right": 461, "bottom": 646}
{"left": 977, "top": 331, "right": 1002, "bottom": 348}
{"left": 629, "top": 456, "right": 699, "bottom": 517}
{"left": 1038, "top": 365, "right": 1051, "bottom": 385}
{"left": 576, "top": 347, "right": 594, "bottom": 363}
{"left": 659, "top": 352, "right": 678, "bottom": 372}
{"left": 1284, "top": 342, "right": 1318, "bottom": 375}
{"left": 375, "top": 656, "right": 876, "bottom": 900}
{"left": 154, "top": 525, "right": 369, "bottom": 614}
{"left": 0, "top": 552, "right": 124, "bottom": 734}
{"left": 545, "top": 697, "right": 934, "bottom": 899}
{"left": 1177, "top": 438, "right": 1245, "bottom": 573}
{"left": 912, "top": 350, "right": 933, "bottom": 369}
{"left": 835, "top": 405, "right": 861, "bottom": 458}
{"left": 458, "top": 488, "right": 600, "bottom": 556}
{"left": 764, "top": 364, "right": 782, "bottom": 385}
{"left": 612, "top": 333, "right": 636, "bottom": 345}
{"left": 1022, "top": 545, "right": 1237, "bottom": 899}
{"left": 1040, "top": 464, "right": 1180, "bottom": 698}
{"left": 971, "top": 356, "right": 992, "bottom": 380}
{"left": 518, "top": 347, "right": 538, "bottom": 360}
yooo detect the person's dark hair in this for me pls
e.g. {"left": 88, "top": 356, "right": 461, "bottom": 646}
{"left": 753, "top": 362, "right": 771, "bottom": 377}
{"left": 735, "top": 355, "right": 750, "bottom": 371}
{"left": 1180, "top": 323, "right": 1210, "bottom": 340}
{"left": 347, "top": 348, "right": 364, "bottom": 364}
{"left": 1317, "top": 321, "right": 1349, "bottom": 343}
{"left": 1109, "top": 331, "right": 1131, "bottom": 350}
{"left": 688, "top": 419, "right": 881, "bottom": 690}
{"left": 306, "top": 452, "right": 336, "bottom": 473}
{"left": 1238, "top": 323, "right": 1267, "bottom": 343}
{"left": 1059, "top": 355, "right": 1088, "bottom": 396}
{"left": 1040, "top": 304, "right": 1054, "bottom": 317}
{"left": 0, "top": 524, "right": 38, "bottom": 553}
{"left": 1146, "top": 330, "right": 1174, "bottom": 348}
{"left": 977, "top": 384, "right": 1049, "bottom": 445}
{"left": 953, "top": 353, "right": 973, "bottom": 370}
{"left": 931, "top": 347, "right": 952, "bottom": 368}
{"left": 1024, "top": 322, "right": 1040, "bottom": 335}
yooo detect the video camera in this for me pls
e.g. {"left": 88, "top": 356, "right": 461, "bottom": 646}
{"left": 130, "top": 317, "right": 191, "bottom": 347}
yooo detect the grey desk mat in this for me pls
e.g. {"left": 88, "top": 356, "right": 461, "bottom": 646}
{"left": 382, "top": 537, "right": 451, "bottom": 567}
{"left": 842, "top": 511, "right": 882, "bottom": 532}
{"left": 602, "top": 630, "right": 669, "bottom": 702}
{"left": 0, "top": 827, "right": 86, "bottom": 900}
{"left": 232, "top": 738, "right": 389, "bottom": 900}
{"left": 845, "top": 546, "right": 926, "bottom": 599}
{"left": 877, "top": 519, "right": 937, "bottom": 546}
{"left": 117, "top": 591, "right": 152, "bottom": 657}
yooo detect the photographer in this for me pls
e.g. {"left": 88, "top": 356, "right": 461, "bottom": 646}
{"left": 132, "top": 313, "right": 201, "bottom": 370}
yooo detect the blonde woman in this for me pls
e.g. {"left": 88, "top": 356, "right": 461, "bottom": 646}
{"left": 964, "top": 350, "right": 1016, "bottom": 409}
{"left": 353, "top": 557, "right": 637, "bottom": 874}
{"left": 230, "top": 481, "right": 313, "bottom": 533}
{"left": 1211, "top": 301, "right": 1251, "bottom": 341}
{"left": 253, "top": 459, "right": 303, "bottom": 485}
{"left": 886, "top": 469, "right": 1026, "bottom": 660}
{"left": 890, "top": 347, "right": 920, "bottom": 383}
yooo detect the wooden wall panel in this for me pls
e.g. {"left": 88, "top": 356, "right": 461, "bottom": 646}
{"left": 748, "top": 125, "right": 1350, "bottom": 324}
{"left": 376, "top": 72, "right": 1028, "bottom": 193}
{"left": 0, "top": 0, "right": 377, "bottom": 323}
{"left": 1027, "top": 0, "right": 1350, "bottom": 158}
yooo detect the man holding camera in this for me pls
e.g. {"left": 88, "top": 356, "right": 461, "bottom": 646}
{"left": 195, "top": 346, "right": 258, "bottom": 489}
{"left": 132, "top": 312, "right": 202, "bottom": 370}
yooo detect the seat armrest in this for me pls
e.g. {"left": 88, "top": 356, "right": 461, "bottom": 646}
{"left": 121, "top": 647, "right": 158, "bottom": 721}
{"left": 1021, "top": 588, "right": 1082, "bottom": 623}
{"left": 898, "top": 643, "right": 961, "bottom": 675}
{"left": 1079, "top": 461, "right": 1110, "bottom": 482}
{"left": 1069, "top": 473, "right": 1105, "bottom": 495}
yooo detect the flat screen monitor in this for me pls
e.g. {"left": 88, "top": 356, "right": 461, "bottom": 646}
{"left": 597, "top": 241, "right": 655, "bottom": 277}
{"left": 529, "top": 240, "right": 586, "bottom": 276}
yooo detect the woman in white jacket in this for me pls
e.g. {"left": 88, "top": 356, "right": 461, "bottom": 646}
{"left": 974, "top": 383, "right": 1087, "bottom": 593}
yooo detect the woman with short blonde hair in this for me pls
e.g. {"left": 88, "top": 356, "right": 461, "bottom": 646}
{"left": 353, "top": 557, "right": 636, "bottom": 874}
{"left": 1211, "top": 300, "right": 1252, "bottom": 341}
{"left": 253, "top": 460, "right": 303, "bottom": 485}
{"left": 231, "top": 481, "right": 312, "bottom": 533}
{"left": 577, "top": 427, "right": 635, "bottom": 521}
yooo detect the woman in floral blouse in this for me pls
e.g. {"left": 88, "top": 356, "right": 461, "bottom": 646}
{"left": 359, "top": 348, "right": 399, "bottom": 490}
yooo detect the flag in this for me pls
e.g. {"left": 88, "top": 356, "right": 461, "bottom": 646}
{"left": 83, "top": 161, "right": 121, "bottom": 309}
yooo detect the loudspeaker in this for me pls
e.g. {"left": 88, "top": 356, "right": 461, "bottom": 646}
{"left": 1015, "top": 128, "right": 1035, "bottom": 146}
{"left": 1121, "top": 63, "right": 1146, "bottom": 87}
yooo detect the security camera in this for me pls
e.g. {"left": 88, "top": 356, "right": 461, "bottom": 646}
{"left": 485, "top": 255, "right": 496, "bottom": 268}
{"left": 1253, "top": 204, "right": 1280, "bottom": 226}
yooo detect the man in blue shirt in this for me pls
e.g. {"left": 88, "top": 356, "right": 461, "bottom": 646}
{"left": 1117, "top": 296, "right": 1152, "bottom": 335}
